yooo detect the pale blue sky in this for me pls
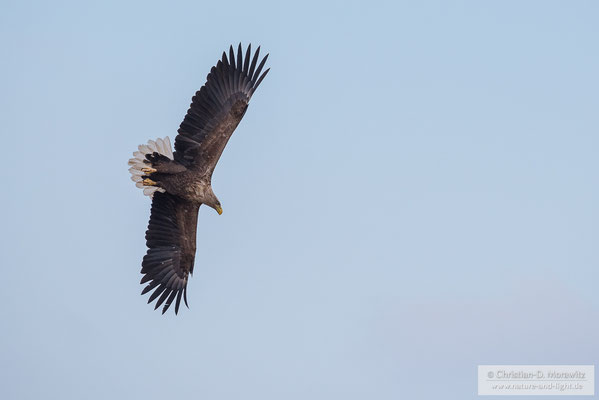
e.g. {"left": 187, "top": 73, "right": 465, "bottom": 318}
{"left": 1, "top": 1, "right": 598, "bottom": 399}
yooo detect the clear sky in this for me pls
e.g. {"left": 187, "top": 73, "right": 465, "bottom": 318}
{"left": 1, "top": 1, "right": 598, "bottom": 399}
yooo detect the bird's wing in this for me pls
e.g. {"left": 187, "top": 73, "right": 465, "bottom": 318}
{"left": 140, "top": 191, "right": 199, "bottom": 314}
{"left": 174, "top": 43, "right": 269, "bottom": 175}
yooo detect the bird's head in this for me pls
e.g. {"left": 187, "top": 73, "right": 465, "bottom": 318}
{"left": 213, "top": 201, "right": 223, "bottom": 216}
{"left": 205, "top": 187, "right": 223, "bottom": 215}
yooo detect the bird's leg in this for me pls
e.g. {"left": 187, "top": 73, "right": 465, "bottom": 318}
{"left": 142, "top": 178, "right": 157, "bottom": 186}
{"left": 141, "top": 159, "right": 157, "bottom": 174}
{"left": 143, "top": 154, "right": 187, "bottom": 175}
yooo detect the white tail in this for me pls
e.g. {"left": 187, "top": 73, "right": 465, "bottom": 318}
{"left": 128, "top": 137, "right": 174, "bottom": 197}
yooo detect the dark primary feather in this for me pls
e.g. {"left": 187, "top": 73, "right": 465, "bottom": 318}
{"left": 174, "top": 43, "right": 270, "bottom": 173}
{"left": 140, "top": 192, "right": 199, "bottom": 314}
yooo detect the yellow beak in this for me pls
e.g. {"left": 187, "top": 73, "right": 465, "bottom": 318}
{"left": 215, "top": 205, "right": 223, "bottom": 215}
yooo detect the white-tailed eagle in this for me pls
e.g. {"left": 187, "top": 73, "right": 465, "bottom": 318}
{"left": 128, "top": 44, "right": 269, "bottom": 314}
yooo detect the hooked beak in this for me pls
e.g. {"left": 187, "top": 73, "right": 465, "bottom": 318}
{"left": 215, "top": 205, "right": 223, "bottom": 215}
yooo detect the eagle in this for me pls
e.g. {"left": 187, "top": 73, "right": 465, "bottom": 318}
{"left": 128, "top": 44, "right": 269, "bottom": 314}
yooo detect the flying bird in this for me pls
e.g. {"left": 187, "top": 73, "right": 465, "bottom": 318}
{"left": 128, "top": 44, "right": 270, "bottom": 314}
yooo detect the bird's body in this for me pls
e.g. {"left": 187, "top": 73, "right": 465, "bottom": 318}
{"left": 128, "top": 44, "right": 269, "bottom": 314}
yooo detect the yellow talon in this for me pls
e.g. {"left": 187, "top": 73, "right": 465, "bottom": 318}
{"left": 142, "top": 167, "right": 157, "bottom": 174}
{"left": 142, "top": 178, "right": 157, "bottom": 186}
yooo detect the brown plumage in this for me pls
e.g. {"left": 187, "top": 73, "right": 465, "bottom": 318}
{"left": 128, "top": 44, "right": 270, "bottom": 314}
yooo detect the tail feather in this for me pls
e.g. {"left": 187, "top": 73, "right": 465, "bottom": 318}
{"left": 128, "top": 137, "right": 174, "bottom": 197}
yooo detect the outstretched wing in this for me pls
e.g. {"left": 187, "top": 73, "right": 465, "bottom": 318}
{"left": 140, "top": 192, "right": 199, "bottom": 314}
{"left": 174, "top": 43, "right": 270, "bottom": 174}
